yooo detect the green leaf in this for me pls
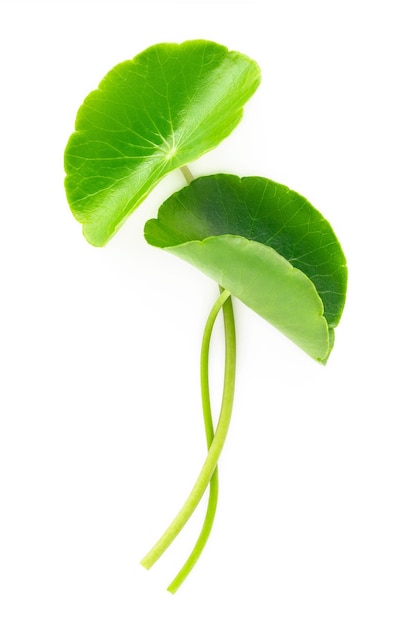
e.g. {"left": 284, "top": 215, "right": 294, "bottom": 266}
{"left": 145, "top": 175, "right": 347, "bottom": 362}
{"left": 167, "top": 236, "right": 330, "bottom": 361}
{"left": 64, "top": 41, "right": 261, "bottom": 246}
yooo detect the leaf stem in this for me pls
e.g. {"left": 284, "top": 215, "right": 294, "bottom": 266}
{"left": 167, "top": 288, "right": 231, "bottom": 593}
{"left": 180, "top": 165, "right": 194, "bottom": 184}
{"left": 140, "top": 289, "right": 236, "bottom": 583}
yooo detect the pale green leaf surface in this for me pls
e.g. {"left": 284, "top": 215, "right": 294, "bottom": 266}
{"left": 163, "top": 236, "right": 330, "bottom": 361}
{"left": 64, "top": 41, "right": 261, "bottom": 246}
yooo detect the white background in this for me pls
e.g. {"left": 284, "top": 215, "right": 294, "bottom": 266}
{"left": 1, "top": 1, "right": 416, "bottom": 624}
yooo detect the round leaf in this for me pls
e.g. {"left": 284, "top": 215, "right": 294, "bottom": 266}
{"left": 64, "top": 41, "right": 261, "bottom": 246}
{"left": 145, "top": 174, "right": 347, "bottom": 329}
{"left": 145, "top": 175, "right": 348, "bottom": 361}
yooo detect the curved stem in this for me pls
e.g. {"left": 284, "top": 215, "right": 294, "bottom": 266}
{"left": 167, "top": 288, "right": 230, "bottom": 593}
{"left": 140, "top": 290, "right": 236, "bottom": 578}
{"left": 180, "top": 164, "right": 194, "bottom": 184}
{"left": 167, "top": 470, "right": 219, "bottom": 593}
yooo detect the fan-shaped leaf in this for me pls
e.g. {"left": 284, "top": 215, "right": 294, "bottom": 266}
{"left": 145, "top": 175, "right": 347, "bottom": 361}
{"left": 64, "top": 41, "right": 261, "bottom": 246}
{"left": 168, "top": 235, "right": 330, "bottom": 360}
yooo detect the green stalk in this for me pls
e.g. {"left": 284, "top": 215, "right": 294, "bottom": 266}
{"left": 140, "top": 290, "right": 236, "bottom": 585}
{"left": 180, "top": 164, "right": 194, "bottom": 184}
{"left": 167, "top": 288, "right": 231, "bottom": 592}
